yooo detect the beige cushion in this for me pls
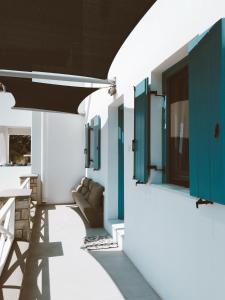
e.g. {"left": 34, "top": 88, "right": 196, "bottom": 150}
{"left": 83, "top": 191, "right": 90, "bottom": 200}
{"left": 75, "top": 184, "right": 82, "bottom": 193}
{"left": 72, "top": 177, "right": 104, "bottom": 227}
{"left": 88, "top": 181, "right": 94, "bottom": 191}
{"left": 81, "top": 186, "right": 88, "bottom": 195}
{"left": 81, "top": 177, "right": 92, "bottom": 187}
{"left": 88, "top": 183, "right": 104, "bottom": 208}
{"left": 75, "top": 193, "right": 91, "bottom": 218}
{"left": 72, "top": 190, "right": 83, "bottom": 203}
{"left": 75, "top": 193, "right": 91, "bottom": 209}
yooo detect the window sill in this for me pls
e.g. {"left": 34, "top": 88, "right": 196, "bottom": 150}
{"left": 151, "top": 183, "right": 190, "bottom": 197}
{"left": 0, "top": 165, "right": 31, "bottom": 168}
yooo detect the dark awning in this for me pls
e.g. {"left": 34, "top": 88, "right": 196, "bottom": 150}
{"left": 1, "top": 77, "right": 98, "bottom": 114}
{"left": 0, "top": 1, "right": 156, "bottom": 113}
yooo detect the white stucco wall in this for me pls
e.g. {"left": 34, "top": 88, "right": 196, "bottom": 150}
{"left": 0, "top": 93, "right": 32, "bottom": 127}
{"left": 0, "top": 93, "right": 32, "bottom": 189}
{"left": 84, "top": 88, "right": 127, "bottom": 234}
{"left": 0, "top": 166, "right": 31, "bottom": 190}
{"left": 84, "top": 1, "right": 225, "bottom": 300}
{"left": 0, "top": 126, "right": 8, "bottom": 165}
{"left": 32, "top": 111, "right": 85, "bottom": 204}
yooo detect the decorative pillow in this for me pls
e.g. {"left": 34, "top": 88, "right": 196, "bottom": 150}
{"left": 81, "top": 177, "right": 92, "bottom": 187}
{"left": 83, "top": 191, "right": 90, "bottom": 200}
{"left": 75, "top": 185, "right": 82, "bottom": 193}
{"left": 88, "top": 181, "right": 94, "bottom": 191}
{"left": 81, "top": 186, "right": 88, "bottom": 195}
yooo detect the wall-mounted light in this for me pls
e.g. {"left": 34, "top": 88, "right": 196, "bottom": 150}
{"left": 108, "top": 86, "right": 117, "bottom": 96}
{"left": 0, "top": 82, "right": 6, "bottom": 92}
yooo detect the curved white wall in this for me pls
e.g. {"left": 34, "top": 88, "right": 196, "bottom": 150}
{"left": 84, "top": 1, "right": 225, "bottom": 300}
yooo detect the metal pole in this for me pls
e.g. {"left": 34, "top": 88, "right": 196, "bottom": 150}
{"left": 0, "top": 69, "right": 115, "bottom": 85}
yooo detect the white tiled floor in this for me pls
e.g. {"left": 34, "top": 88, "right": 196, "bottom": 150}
{"left": 1, "top": 204, "right": 161, "bottom": 300}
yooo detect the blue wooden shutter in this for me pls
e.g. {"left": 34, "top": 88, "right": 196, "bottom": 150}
{"left": 93, "top": 115, "right": 101, "bottom": 170}
{"left": 133, "top": 78, "right": 149, "bottom": 183}
{"left": 189, "top": 18, "right": 225, "bottom": 204}
{"left": 84, "top": 123, "right": 90, "bottom": 168}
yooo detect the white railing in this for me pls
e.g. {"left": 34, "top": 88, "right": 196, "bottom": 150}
{"left": 20, "top": 177, "right": 30, "bottom": 189}
{"left": 0, "top": 197, "right": 15, "bottom": 276}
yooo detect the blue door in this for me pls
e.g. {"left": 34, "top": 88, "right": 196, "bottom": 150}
{"left": 118, "top": 105, "right": 124, "bottom": 220}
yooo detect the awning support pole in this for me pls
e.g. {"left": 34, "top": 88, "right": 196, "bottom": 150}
{"left": 0, "top": 69, "right": 115, "bottom": 85}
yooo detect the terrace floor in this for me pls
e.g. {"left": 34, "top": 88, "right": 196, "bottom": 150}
{"left": 0, "top": 204, "right": 160, "bottom": 300}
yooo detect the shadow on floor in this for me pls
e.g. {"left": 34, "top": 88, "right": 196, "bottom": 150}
{"left": 19, "top": 205, "right": 63, "bottom": 300}
{"left": 1, "top": 204, "right": 160, "bottom": 300}
{"left": 68, "top": 205, "right": 161, "bottom": 300}
{"left": 67, "top": 204, "right": 107, "bottom": 236}
{"left": 0, "top": 200, "right": 37, "bottom": 300}
{"left": 0, "top": 204, "right": 63, "bottom": 300}
{"left": 0, "top": 241, "right": 29, "bottom": 300}
{"left": 90, "top": 250, "right": 161, "bottom": 300}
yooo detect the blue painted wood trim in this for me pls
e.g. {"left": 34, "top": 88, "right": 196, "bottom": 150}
{"left": 133, "top": 78, "right": 150, "bottom": 183}
{"left": 118, "top": 104, "right": 124, "bottom": 220}
{"left": 84, "top": 123, "right": 90, "bottom": 168}
{"left": 92, "top": 115, "right": 101, "bottom": 170}
{"left": 189, "top": 18, "right": 225, "bottom": 204}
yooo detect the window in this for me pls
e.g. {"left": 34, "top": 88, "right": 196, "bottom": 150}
{"left": 163, "top": 61, "right": 189, "bottom": 187}
{"left": 162, "top": 18, "right": 225, "bottom": 204}
{"left": 9, "top": 135, "right": 31, "bottom": 166}
{"left": 84, "top": 116, "right": 101, "bottom": 170}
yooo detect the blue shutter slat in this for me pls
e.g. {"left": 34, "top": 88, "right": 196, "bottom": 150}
{"left": 134, "top": 78, "right": 149, "bottom": 183}
{"left": 210, "top": 20, "right": 225, "bottom": 203}
{"left": 189, "top": 18, "right": 225, "bottom": 204}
